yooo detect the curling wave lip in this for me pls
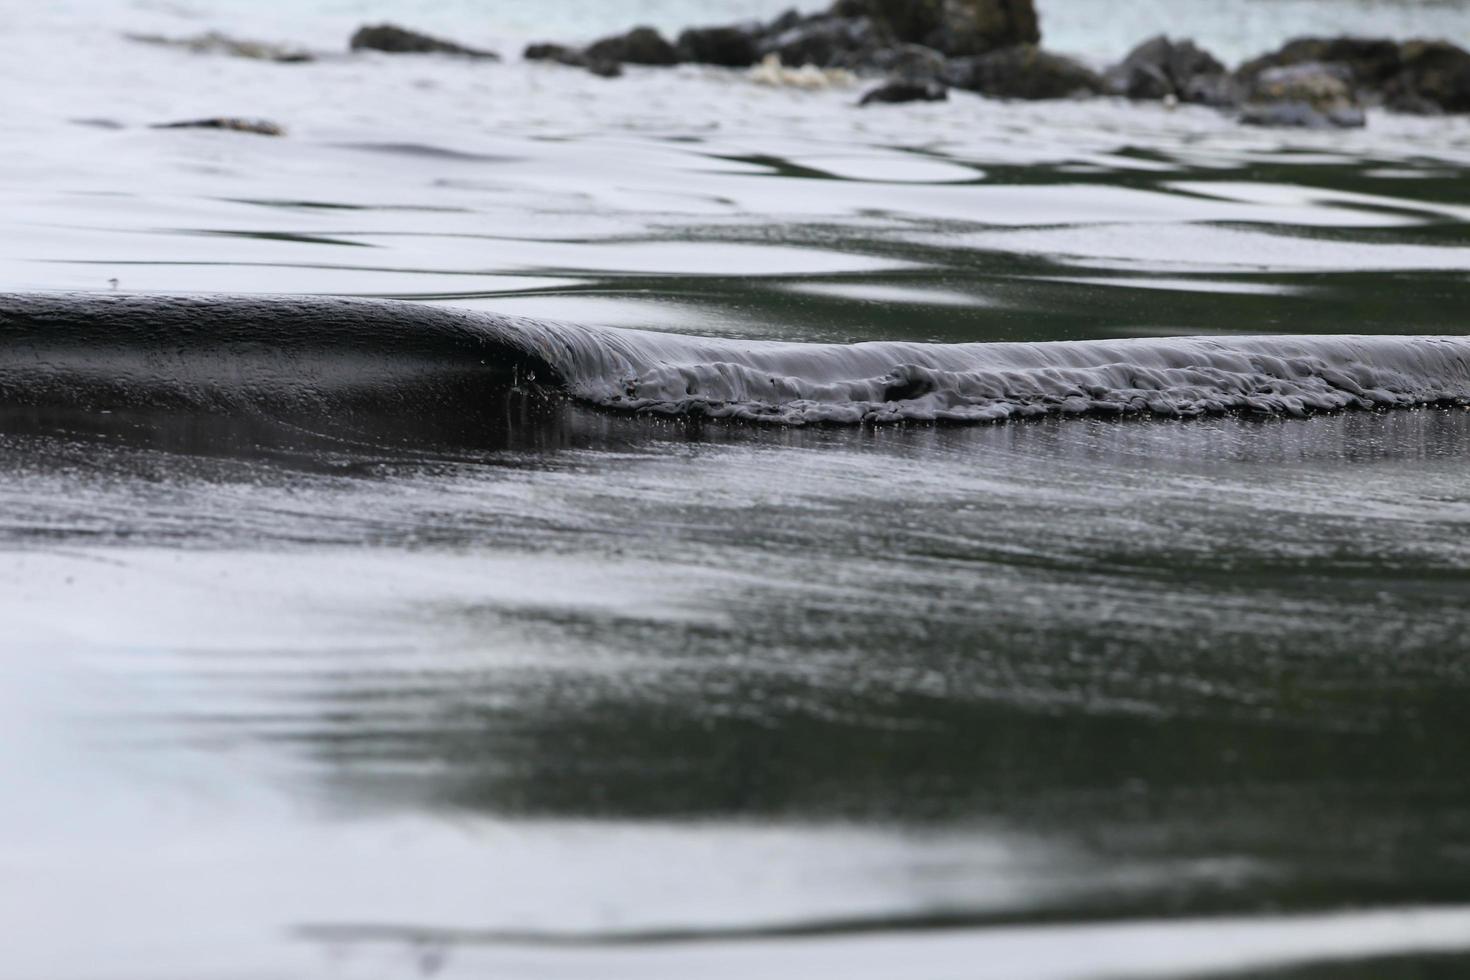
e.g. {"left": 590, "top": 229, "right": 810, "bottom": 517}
{"left": 1, "top": 292, "right": 1467, "bottom": 425}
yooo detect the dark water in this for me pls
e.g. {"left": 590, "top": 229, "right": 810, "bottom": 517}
{"left": 4, "top": 8, "right": 1470, "bottom": 977}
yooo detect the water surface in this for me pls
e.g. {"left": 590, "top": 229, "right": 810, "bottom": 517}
{"left": 2, "top": 3, "right": 1470, "bottom": 978}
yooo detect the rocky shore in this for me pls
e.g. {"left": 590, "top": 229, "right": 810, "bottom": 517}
{"left": 136, "top": 2, "right": 1470, "bottom": 131}
{"left": 519, "top": 0, "right": 1470, "bottom": 128}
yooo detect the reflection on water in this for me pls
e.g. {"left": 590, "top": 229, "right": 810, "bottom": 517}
{"left": 3, "top": 407, "right": 1470, "bottom": 976}
{"left": 3, "top": 3, "right": 1470, "bottom": 977}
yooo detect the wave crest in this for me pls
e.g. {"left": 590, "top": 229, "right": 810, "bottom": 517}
{"left": 1, "top": 293, "right": 1466, "bottom": 426}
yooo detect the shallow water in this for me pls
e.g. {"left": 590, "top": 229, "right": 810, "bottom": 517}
{"left": 2, "top": 2, "right": 1470, "bottom": 978}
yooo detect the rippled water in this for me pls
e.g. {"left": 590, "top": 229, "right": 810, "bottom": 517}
{"left": 3, "top": 2, "right": 1470, "bottom": 978}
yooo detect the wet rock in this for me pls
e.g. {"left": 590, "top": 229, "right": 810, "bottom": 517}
{"left": 152, "top": 118, "right": 284, "bottom": 136}
{"left": 523, "top": 42, "right": 623, "bottom": 77}
{"left": 524, "top": 42, "right": 577, "bottom": 63}
{"left": 1236, "top": 36, "right": 1469, "bottom": 114}
{"left": 587, "top": 60, "right": 625, "bottom": 79}
{"left": 766, "top": 9, "right": 805, "bottom": 35}
{"left": 585, "top": 26, "right": 681, "bottom": 66}
{"left": 1383, "top": 91, "right": 1445, "bottom": 116}
{"left": 676, "top": 23, "right": 763, "bottom": 67}
{"left": 1106, "top": 35, "right": 1235, "bottom": 105}
{"left": 1239, "top": 63, "right": 1365, "bottom": 128}
{"left": 518, "top": 0, "right": 1036, "bottom": 80}
{"left": 945, "top": 45, "right": 1102, "bottom": 99}
{"left": 128, "top": 31, "right": 314, "bottom": 63}
{"left": 759, "top": 14, "right": 891, "bottom": 68}
{"left": 350, "top": 24, "right": 499, "bottom": 59}
{"left": 859, "top": 79, "right": 948, "bottom": 105}
{"left": 1237, "top": 37, "right": 1402, "bottom": 89}
{"left": 857, "top": 0, "right": 1039, "bottom": 57}
{"left": 1180, "top": 71, "right": 1241, "bottom": 108}
{"left": 1390, "top": 40, "right": 1470, "bottom": 113}
{"left": 1110, "top": 60, "right": 1171, "bottom": 101}
{"left": 867, "top": 43, "right": 949, "bottom": 83}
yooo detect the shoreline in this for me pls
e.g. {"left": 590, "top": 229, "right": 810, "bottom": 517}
{"left": 125, "top": 0, "right": 1470, "bottom": 132}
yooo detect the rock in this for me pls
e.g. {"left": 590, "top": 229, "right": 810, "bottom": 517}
{"left": 128, "top": 31, "right": 314, "bottom": 63}
{"left": 523, "top": 42, "right": 623, "bottom": 77}
{"left": 676, "top": 23, "right": 763, "bottom": 67}
{"left": 1389, "top": 40, "right": 1470, "bottom": 113}
{"left": 350, "top": 23, "right": 498, "bottom": 59}
{"left": 856, "top": 0, "right": 1039, "bottom": 57}
{"left": 867, "top": 43, "right": 949, "bottom": 83}
{"left": 1180, "top": 71, "right": 1241, "bottom": 108}
{"left": 1383, "top": 91, "right": 1444, "bottom": 115}
{"left": 945, "top": 44, "right": 1103, "bottom": 99}
{"left": 524, "top": 42, "right": 577, "bottom": 62}
{"left": 1105, "top": 35, "right": 1234, "bottom": 105}
{"left": 1109, "top": 60, "right": 1172, "bottom": 100}
{"left": 1239, "top": 62, "right": 1365, "bottom": 128}
{"left": 1237, "top": 36, "right": 1401, "bottom": 89}
{"left": 1239, "top": 101, "right": 1364, "bottom": 128}
{"left": 585, "top": 26, "right": 681, "bottom": 66}
{"left": 1238, "top": 36, "right": 1470, "bottom": 114}
{"left": 586, "top": 59, "right": 624, "bottom": 78}
{"left": 759, "top": 14, "right": 891, "bottom": 68}
{"left": 152, "top": 118, "right": 285, "bottom": 136}
{"left": 859, "top": 79, "right": 949, "bottom": 104}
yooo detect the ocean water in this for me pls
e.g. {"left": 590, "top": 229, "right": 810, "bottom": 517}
{"left": 3, "top": 1, "right": 1470, "bottom": 978}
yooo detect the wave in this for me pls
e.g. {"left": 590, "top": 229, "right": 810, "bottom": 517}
{"left": 1, "top": 293, "right": 1467, "bottom": 425}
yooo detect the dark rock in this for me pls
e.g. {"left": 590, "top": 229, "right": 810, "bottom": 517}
{"left": 128, "top": 31, "right": 314, "bottom": 63}
{"left": 1238, "top": 36, "right": 1470, "bottom": 115}
{"left": 1106, "top": 34, "right": 1233, "bottom": 104}
{"left": 1239, "top": 62, "right": 1365, "bottom": 128}
{"left": 524, "top": 42, "right": 576, "bottom": 62}
{"left": 766, "top": 9, "right": 805, "bottom": 35}
{"left": 350, "top": 23, "right": 499, "bottom": 58}
{"left": 867, "top": 43, "right": 949, "bottom": 83}
{"left": 1180, "top": 71, "right": 1240, "bottom": 107}
{"left": 676, "top": 23, "right": 762, "bottom": 67}
{"left": 1237, "top": 36, "right": 1401, "bottom": 89}
{"left": 585, "top": 25, "right": 681, "bottom": 66}
{"left": 152, "top": 118, "right": 285, "bottom": 136}
{"left": 945, "top": 44, "right": 1103, "bottom": 99}
{"left": 855, "top": 0, "right": 1039, "bottom": 57}
{"left": 859, "top": 79, "right": 949, "bottom": 104}
{"left": 1239, "top": 101, "right": 1365, "bottom": 127}
{"left": 1384, "top": 91, "right": 1445, "bottom": 115}
{"left": 759, "top": 14, "right": 891, "bottom": 68}
{"left": 1109, "top": 61, "right": 1172, "bottom": 100}
{"left": 523, "top": 42, "right": 623, "bottom": 76}
{"left": 1389, "top": 40, "right": 1470, "bottom": 113}
{"left": 588, "top": 59, "right": 624, "bottom": 78}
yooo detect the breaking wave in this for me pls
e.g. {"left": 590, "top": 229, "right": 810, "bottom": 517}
{"left": 1, "top": 292, "right": 1467, "bottom": 425}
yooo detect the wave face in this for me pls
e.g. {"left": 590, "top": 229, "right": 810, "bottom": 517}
{"left": 1, "top": 293, "right": 1468, "bottom": 424}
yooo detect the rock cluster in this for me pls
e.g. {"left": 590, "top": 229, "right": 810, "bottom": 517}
{"left": 521, "top": 0, "right": 1109, "bottom": 106}
{"left": 1104, "top": 34, "right": 1470, "bottom": 127}
{"left": 1237, "top": 37, "right": 1470, "bottom": 115}
{"left": 338, "top": 6, "right": 1470, "bottom": 128}
{"left": 524, "top": 0, "right": 1049, "bottom": 92}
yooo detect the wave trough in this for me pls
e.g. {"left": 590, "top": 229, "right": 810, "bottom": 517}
{"left": 1, "top": 293, "right": 1467, "bottom": 425}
